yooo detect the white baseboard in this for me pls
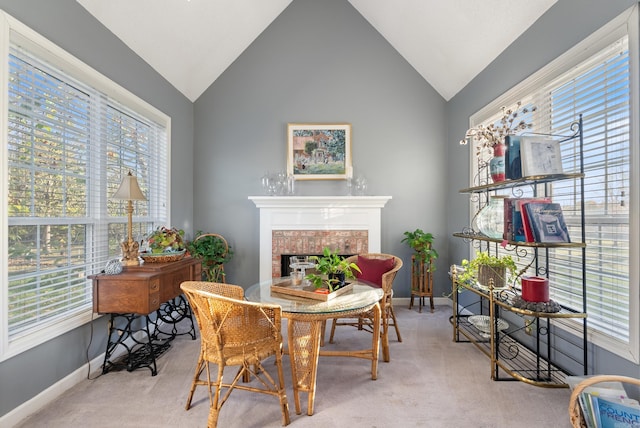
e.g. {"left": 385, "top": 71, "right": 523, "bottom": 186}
{"left": 393, "top": 296, "right": 451, "bottom": 308}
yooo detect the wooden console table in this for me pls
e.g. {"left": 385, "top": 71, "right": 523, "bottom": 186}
{"left": 90, "top": 257, "right": 202, "bottom": 375}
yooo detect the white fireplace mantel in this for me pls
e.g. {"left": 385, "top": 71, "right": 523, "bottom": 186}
{"left": 249, "top": 196, "right": 392, "bottom": 281}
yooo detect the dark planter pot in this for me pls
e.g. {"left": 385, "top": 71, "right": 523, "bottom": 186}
{"left": 328, "top": 272, "right": 346, "bottom": 288}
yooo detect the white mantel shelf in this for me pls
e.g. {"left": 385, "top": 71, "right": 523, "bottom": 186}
{"left": 248, "top": 196, "right": 392, "bottom": 208}
{"left": 249, "top": 196, "right": 392, "bottom": 281}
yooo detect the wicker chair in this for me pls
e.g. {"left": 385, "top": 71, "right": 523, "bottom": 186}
{"left": 569, "top": 375, "right": 640, "bottom": 427}
{"left": 328, "top": 253, "right": 403, "bottom": 362}
{"left": 183, "top": 281, "right": 243, "bottom": 410}
{"left": 180, "top": 281, "right": 290, "bottom": 428}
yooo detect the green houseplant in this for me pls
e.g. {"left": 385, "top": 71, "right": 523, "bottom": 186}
{"left": 401, "top": 229, "right": 439, "bottom": 269}
{"left": 186, "top": 231, "right": 233, "bottom": 282}
{"left": 146, "top": 226, "right": 186, "bottom": 253}
{"left": 306, "top": 247, "right": 361, "bottom": 292}
{"left": 458, "top": 251, "right": 519, "bottom": 289}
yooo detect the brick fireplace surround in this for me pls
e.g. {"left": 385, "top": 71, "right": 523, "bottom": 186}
{"left": 249, "top": 196, "right": 392, "bottom": 281}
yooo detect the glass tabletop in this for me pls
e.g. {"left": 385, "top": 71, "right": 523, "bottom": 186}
{"left": 245, "top": 277, "right": 383, "bottom": 315}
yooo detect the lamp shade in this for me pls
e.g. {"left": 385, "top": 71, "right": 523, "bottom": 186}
{"left": 112, "top": 171, "right": 146, "bottom": 201}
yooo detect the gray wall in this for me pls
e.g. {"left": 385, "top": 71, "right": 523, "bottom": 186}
{"left": 446, "top": 0, "right": 640, "bottom": 376}
{"left": 194, "top": 0, "right": 449, "bottom": 292}
{"left": 0, "top": 0, "right": 195, "bottom": 418}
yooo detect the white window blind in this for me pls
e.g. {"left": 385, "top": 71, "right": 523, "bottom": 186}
{"left": 540, "top": 36, "right": 630, "bottom": 342}
{"left": 469, "top": 9, "right": 636, "bottom": 361}
{"left": 2, "top": 16, "right": 169, "bottom": 358}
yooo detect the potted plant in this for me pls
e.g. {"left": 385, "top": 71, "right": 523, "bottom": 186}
{"left": 458, "top": 251, "right": 519, "bottom": 289}
{"left": 186, "top": 231, "right": 233, "bottom": 282}
{"left": 146, "top": 226, "right": 186, "bottom": 253}
{"left": 140, "top": 226, "right": 187, "bottom": 263}
{"left": 306, "top": 247, "right": 361, "bottom": 292}
{"left": 401, "top": 229, "right": 439, "bottom": 269}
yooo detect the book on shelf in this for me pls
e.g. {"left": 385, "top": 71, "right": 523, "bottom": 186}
{"left": 518, "top": 198, "right": 551, "bottom": 242}
{"left": 520, "top": 136, "right": 564, "bottom": 177}
{"left": 503, "top": 197, "right": 517, "bottom": 241}
{"left": 505, "top": 135, "right": 522, "bottom": 180}
{"left": 524, "top": 202, "right": 571, "bottom": 243}
{"left": 503, "top": 197, "right": 550, "bottom": 242}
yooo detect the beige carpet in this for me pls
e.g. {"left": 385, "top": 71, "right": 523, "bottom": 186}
{"left": 14, "top": 304, "right": 574, "bottom": 428}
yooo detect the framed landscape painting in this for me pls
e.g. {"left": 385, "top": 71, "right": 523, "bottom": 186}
{"left": 287, "top": 123, "right": 352, "bottom": 180}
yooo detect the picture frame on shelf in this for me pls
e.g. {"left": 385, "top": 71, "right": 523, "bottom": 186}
{"left": 287, "top": 123, "right": 352, "bottom": 180}
{"left": 520, "top": 136, "right": 564, "bottom": 177}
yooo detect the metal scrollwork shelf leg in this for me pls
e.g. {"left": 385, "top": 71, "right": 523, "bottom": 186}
{"left": 102, "top": 313, "right": 170, "bottom": 376}
{"left": 150, "top": 295, "right": 196, "bottom": 342}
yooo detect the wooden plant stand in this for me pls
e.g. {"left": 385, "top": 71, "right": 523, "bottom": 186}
{"left": 409, "top": 255, "right": 434, "bottom": 313}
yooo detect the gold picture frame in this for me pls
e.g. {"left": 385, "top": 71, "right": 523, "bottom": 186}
{"left": 287, "top": 123, "right": 352, "bottom": 180}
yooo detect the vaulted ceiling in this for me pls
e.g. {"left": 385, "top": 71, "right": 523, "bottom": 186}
{"left": 77, "top": 0, "right": 557, "bottom": 102}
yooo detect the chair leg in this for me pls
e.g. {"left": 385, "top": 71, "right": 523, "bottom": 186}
{"left": 320, "top": 320, "right": 326, "bottom": 347}
{"left": 275, "top": 353, "right": 291, "bottom": 426}
{"left": 207, "top": 406, "right": 219, "bottom": 428}
{"left": 381, "top": 314, "right": 390, "bottom": 363}
{"left": 186, "top": 351, "right": 205, "bottom": 410}
{"left": 388, "top": 305, "right": 402, "bottom": 342}
{"left": 329, "top": 318, "right": 338, "bottom": 343}
{"left": 207, "top": 364, "right": 225, "bottom": 428}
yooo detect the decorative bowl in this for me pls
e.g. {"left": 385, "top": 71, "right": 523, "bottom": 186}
{"left": 468, "top": 315, "right": 509, "bottom": 338}
{"left": 140, "top": 249, "right": 186, "bottom": 263}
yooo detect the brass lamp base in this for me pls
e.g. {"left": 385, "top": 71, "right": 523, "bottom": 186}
{"left": 120, "top": 239, "right": 141, "bottom": 266}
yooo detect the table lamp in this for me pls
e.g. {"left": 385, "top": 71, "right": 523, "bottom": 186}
{"left": 112, "top": 171, "right": 146, "bottom": 266}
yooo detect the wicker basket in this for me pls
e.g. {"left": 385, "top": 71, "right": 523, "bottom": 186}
{"left": 568, "top": 375, "right": 640, "bottom": 427}
{"left": 478, "top": 265, "right": 506, "bottom": 288}
{"left": 141, "top": 249, "right": 186, "bottom": 263}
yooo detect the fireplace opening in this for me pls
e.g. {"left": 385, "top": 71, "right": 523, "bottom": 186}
{"left": 280, "top": 254, "right": 355, "bottom": 277}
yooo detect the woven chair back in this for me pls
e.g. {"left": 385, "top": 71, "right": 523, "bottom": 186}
{"left": 181, "top": 281, "right": 282, "bottom": 362}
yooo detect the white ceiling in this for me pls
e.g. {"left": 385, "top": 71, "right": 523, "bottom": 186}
{"left": 77, "top": 0, "right": 557, "bottom": 102}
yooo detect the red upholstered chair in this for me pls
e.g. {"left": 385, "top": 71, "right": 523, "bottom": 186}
{"left": 328, "top": 253, "right": 403, "bottom": 362}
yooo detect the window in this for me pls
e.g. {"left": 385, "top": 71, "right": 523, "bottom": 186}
{"left": 468, "top": 7, "right": 638, "bottom": 362}
{"left": 1, "top": 12, "right": 170, "bottom": 360}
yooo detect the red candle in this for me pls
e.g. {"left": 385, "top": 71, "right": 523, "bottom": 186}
{"left": 521, "top": 276, "right": 549, "bottom": 302}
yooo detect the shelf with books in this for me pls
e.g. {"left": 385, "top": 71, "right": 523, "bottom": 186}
{"left": 452, "top": 232, "right": 586, "bottom": 248}
{"left": 458, "top": 172, "right": 584, "bottom": 194}
{"left": 452, "top": 116, "right": 588, "bottom": 388}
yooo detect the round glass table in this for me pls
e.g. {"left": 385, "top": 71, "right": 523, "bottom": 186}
{"left": 245, "top": 277, "right": 384, "bottom": 416}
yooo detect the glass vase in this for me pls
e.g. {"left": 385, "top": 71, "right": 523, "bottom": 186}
{"left": 476, "top": 195, "right": 506, "bottom": 239}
